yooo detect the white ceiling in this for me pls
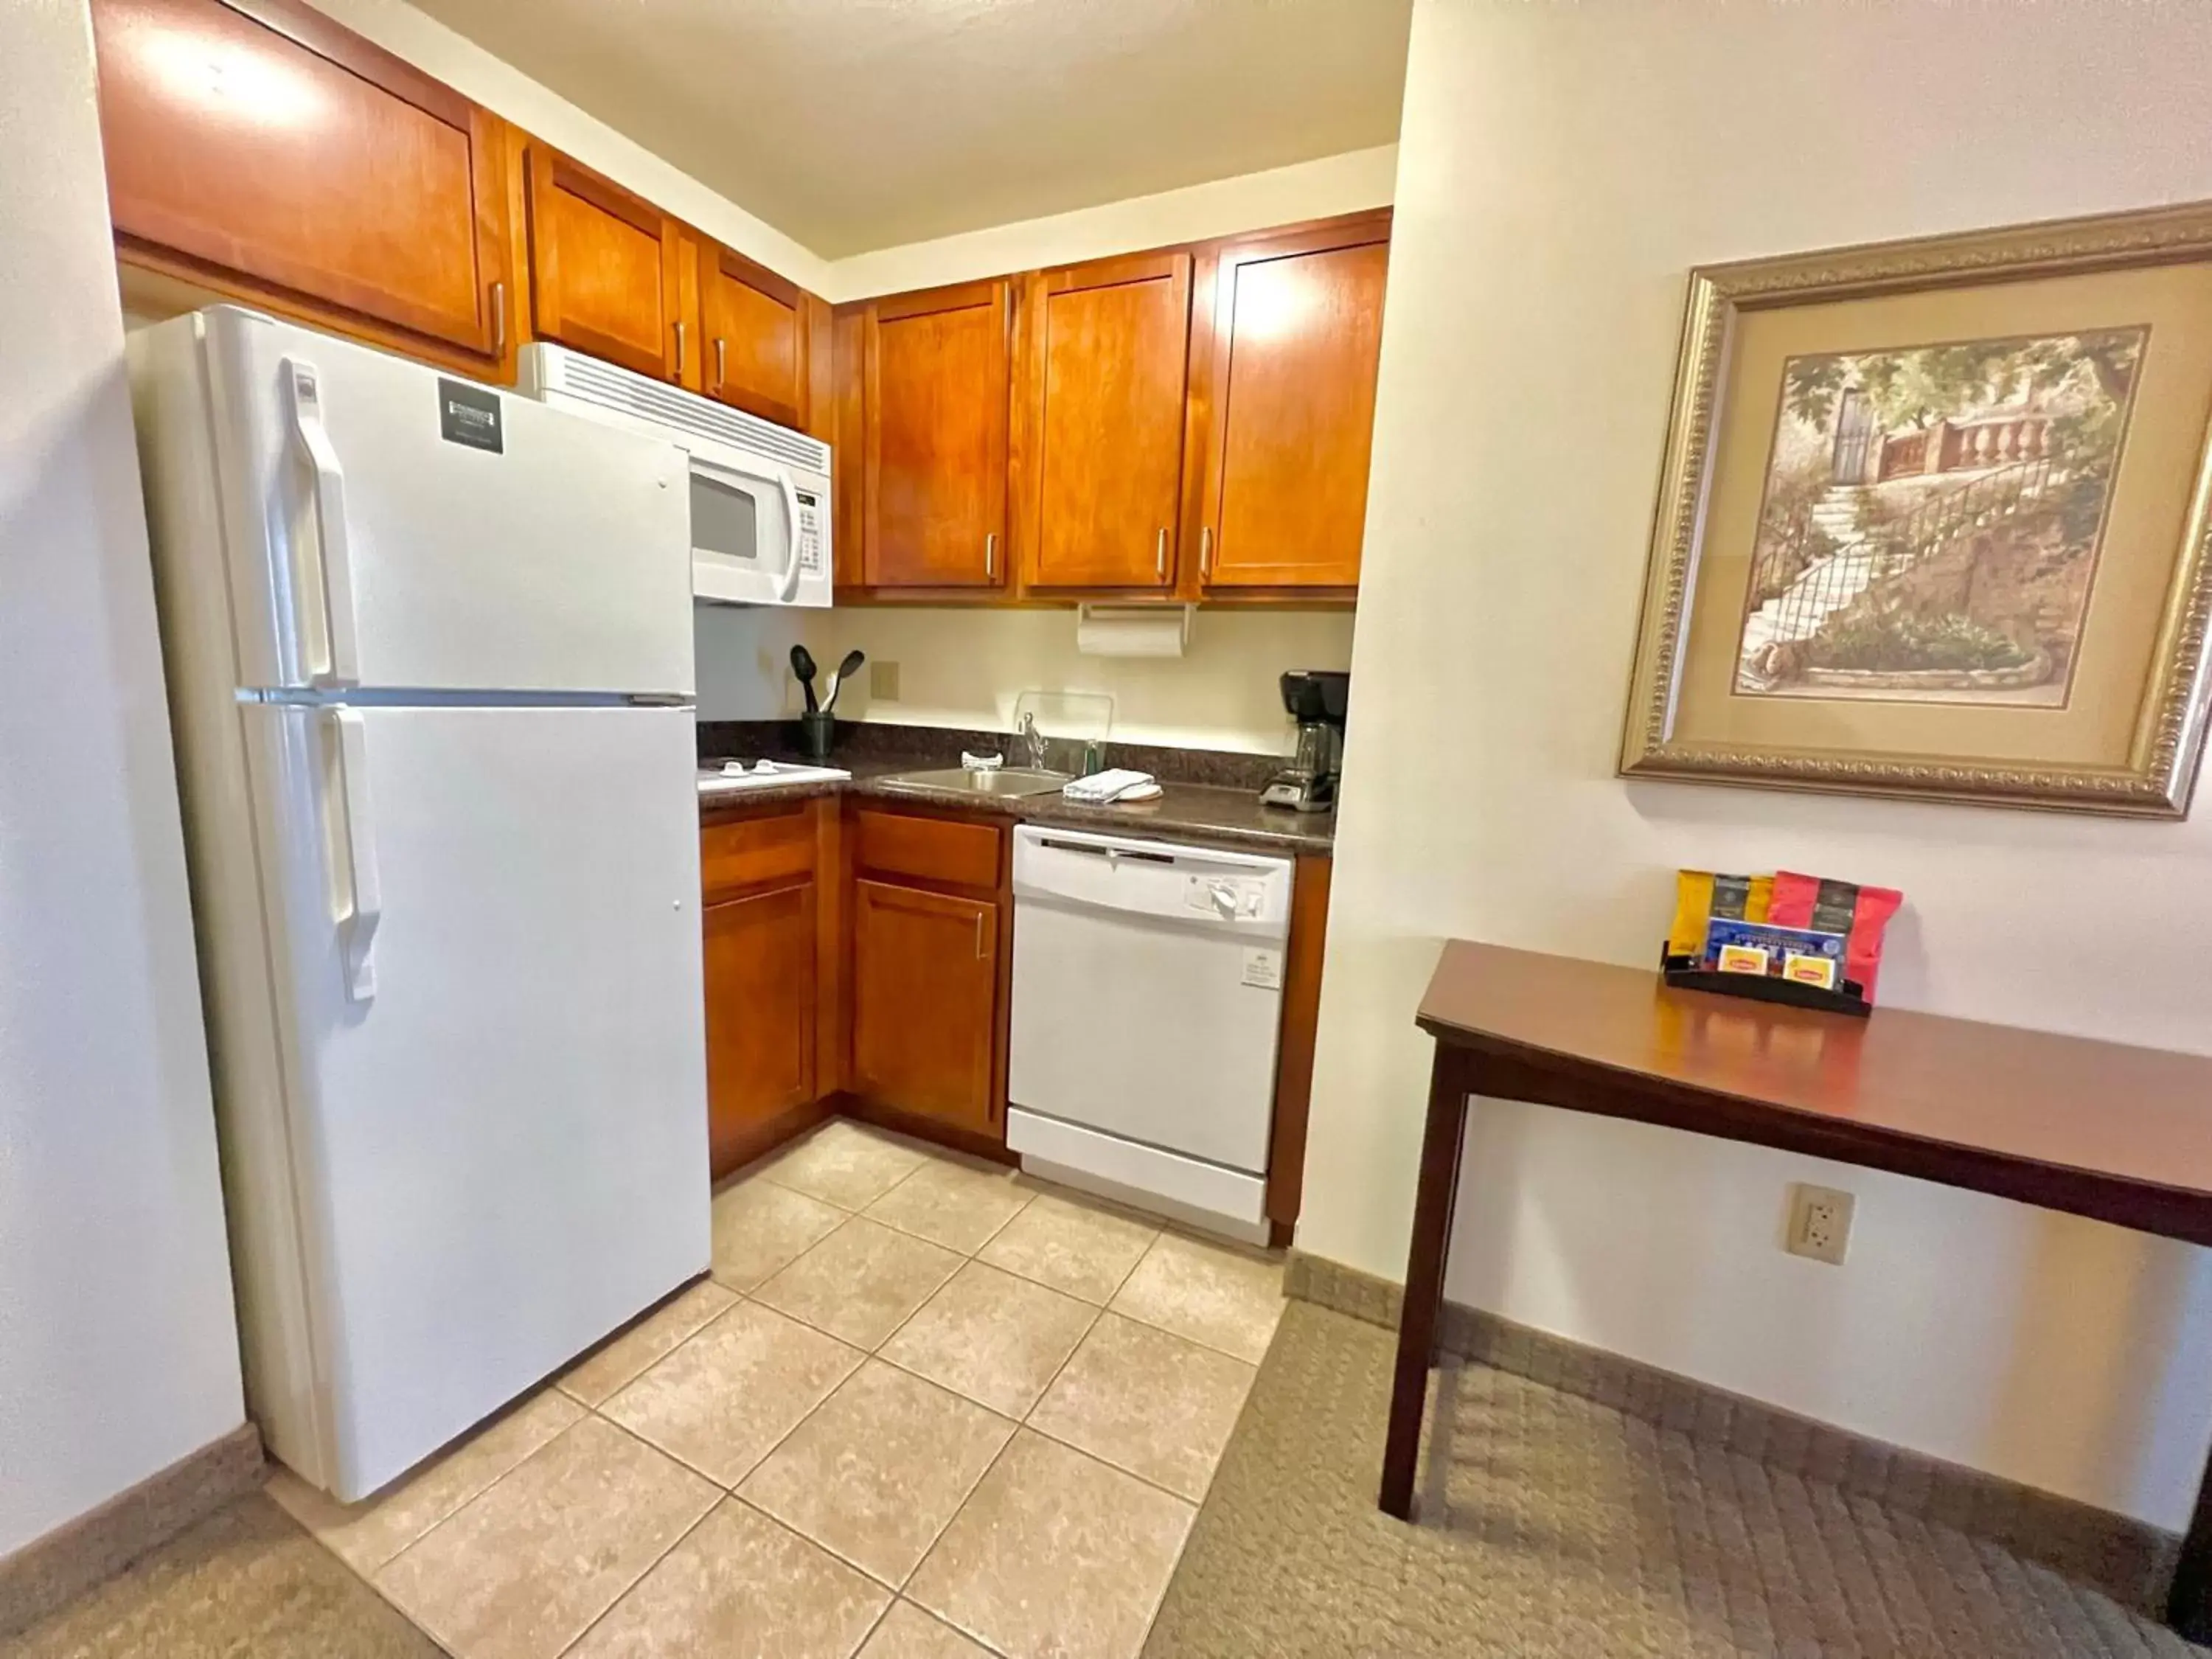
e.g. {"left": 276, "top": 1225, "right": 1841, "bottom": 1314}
{"left": 408, "top": 0, "right": 1413, "bottom": 258}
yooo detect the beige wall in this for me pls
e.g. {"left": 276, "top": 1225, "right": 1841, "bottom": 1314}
{"left": 824, "top": 145, "right": 1397, "bottom": 302}
{"left": 2, "top": 0, "right": 244, "bottom": 1557}
{"left": 1301, "top": 0, "right": 2212, "bottom": 1529}
{"left": 696, "top": 605, "right": 1352, "bottom": 755}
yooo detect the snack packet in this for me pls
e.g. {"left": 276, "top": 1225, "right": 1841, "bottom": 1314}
{"left": 1767, "top": 872, "right": 1903, "bottom": 1001}
{"left": 1668, "top": 870, "right": 1772, "bottom": 959}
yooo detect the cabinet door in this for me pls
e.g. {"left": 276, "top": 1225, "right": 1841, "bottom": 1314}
{"left": 701, "top": 881, "right": 818, "bottom": 1178}
{"left": 1197, "top": 219, "right": 1390, "bottom": 590}
{"left": 863, "top": 280, "right": 1011, "bottom": 589}
{"left": 851, "top": 880, "right": 998, "bottom": 1132}
{"left": 700, "top": 241, "right": 818, "bottom": 428}
{"left": 92, "top": 0, "right": 512, "bottom": 366}
{"left": 1019, "top": 253, "right": 1192, "bottom": 591}
{"left": 525, "top": 145, "right": 687, "bottom": 383}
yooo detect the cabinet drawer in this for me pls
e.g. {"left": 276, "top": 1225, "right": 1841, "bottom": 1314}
{"left": 853, "top": 809, "right": 1001, "bottom": 890}
{"left": 700, "top": 807, "right": 815, "bottom": 902}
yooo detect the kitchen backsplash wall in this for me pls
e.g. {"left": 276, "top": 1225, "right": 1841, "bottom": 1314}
{"left": 695, "top": 604, "right": 1354, "bottom": 756}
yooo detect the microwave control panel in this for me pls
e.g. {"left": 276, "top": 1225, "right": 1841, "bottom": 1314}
{"left": 796, "top": 490, "right": 825, "bottom": 573}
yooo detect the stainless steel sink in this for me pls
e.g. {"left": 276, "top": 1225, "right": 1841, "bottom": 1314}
{"left": 877, "top": 767, "right": 1071, "bottom": 799}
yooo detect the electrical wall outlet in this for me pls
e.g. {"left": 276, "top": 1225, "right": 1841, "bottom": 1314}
{"left": 1785, "top": 1183, "right": 1854, "bottom": 1265}
{"left": 870, "top": 659, "right": 901, "bottom": 701}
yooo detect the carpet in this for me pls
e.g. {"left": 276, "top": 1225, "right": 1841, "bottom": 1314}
{"left": 1144, "top": 1301, "right": 2203, "bottom": 1659}
{"left": 1, "top": 1490, "right": 444, "bottom": 1659}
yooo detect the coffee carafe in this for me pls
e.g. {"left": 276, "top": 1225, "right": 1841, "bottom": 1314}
{"left": 1260, "top": 669, "right": 1349, "bottom": 813}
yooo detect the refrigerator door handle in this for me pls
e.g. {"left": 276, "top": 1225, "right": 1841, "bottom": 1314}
{"left": 324, "top": 709, "right": 383, "bottom": 1001}
{"left": 776, "top": 470, "right": 805, "bottom": 605}
{"left": 285, "top": 358, "right": 361, "bottom": 689}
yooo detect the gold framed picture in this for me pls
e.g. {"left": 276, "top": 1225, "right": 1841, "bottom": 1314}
{"left": 1620, "top": 202, "right": 2212, "bottom": 816}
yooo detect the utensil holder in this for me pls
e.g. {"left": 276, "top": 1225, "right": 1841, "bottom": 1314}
{"left": 796, "top": 711, "right": 836, "bottom": 760}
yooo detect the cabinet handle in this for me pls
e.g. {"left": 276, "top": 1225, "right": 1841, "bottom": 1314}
{"left": 1155, "top": 527, "right": 1168, "bottom": 582}
{"left": 491, "top": 281, "right": 506, "bottom": 355}
{"left": 714, "top": 335, "right": 726, "bottom": 391}
{"left": 985, "top": 532, "right": 998, "bottom": 580}
{"left": 975, "top": 912, "right": 987, "bottom": 959}
{"left": 673, "top": 319, "right": 686, "bottom": 380}
{"left": 1200, "top": 526, "right": 1214, "bottom": 579}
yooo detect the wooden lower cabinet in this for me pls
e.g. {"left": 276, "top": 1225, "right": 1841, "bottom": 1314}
{"left": 698, "top": 799, "right": 839, "bottom": 1179}
{"left": 849, "top": 878, "right": 1001, "bottom": 1135}
{"left": 701, "top": 880, "right": 817, "bottom": 1174}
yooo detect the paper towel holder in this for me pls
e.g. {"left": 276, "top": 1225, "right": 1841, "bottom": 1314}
{"left": 1075, "top": 602, "right": 1194, "bottom": 658}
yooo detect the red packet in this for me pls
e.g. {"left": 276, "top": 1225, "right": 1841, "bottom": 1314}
{"left": 1769, "top": 871, "right": 1903, "bottom": 1003}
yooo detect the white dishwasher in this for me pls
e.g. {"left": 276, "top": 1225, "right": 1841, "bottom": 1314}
{"left": 1008, "top": 824, "right": 1295, "bottom": 1239}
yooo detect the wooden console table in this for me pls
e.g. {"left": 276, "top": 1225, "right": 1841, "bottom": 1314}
{"left": 1380, "top": 939, "right": 2212, "bottom": 1641}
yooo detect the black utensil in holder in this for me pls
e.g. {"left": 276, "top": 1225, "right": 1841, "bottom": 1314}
{"left": 1659, "top": 944, "right": 1871, "bottom": 1018}
{"left": 797, "top": 711, "right": 836, "bottom": 760}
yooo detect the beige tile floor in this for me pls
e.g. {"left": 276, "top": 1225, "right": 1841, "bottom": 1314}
{"left": 269, "top": 1119, "right": 1287, "bottom": 1659}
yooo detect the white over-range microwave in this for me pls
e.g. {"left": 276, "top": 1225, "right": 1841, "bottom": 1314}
{"left": 515, "top": 343, "right": 832, "bottom": 608}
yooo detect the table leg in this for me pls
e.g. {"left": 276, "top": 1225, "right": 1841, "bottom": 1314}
{"left": 1379, "top": 1042, "right": 1470, "bottom": 1520}
{"left": 2166, "top": 1445, "right": 2212, "bottom": 1639}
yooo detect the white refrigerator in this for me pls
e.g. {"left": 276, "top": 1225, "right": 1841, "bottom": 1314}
{"left": 130, "top": 307, "right": 710, "bottom": 1502}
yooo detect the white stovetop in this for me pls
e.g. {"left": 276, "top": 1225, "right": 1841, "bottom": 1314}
{"left": 697, "top": 759, "right": 852, "bottom": 797}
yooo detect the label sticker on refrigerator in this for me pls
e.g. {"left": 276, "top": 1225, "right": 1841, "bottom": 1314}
{"left": 1241, "top": 947, "right": 1283, "bottom": 990}
{"left": 438, "top": 379, "right": 504, "bottom": 453}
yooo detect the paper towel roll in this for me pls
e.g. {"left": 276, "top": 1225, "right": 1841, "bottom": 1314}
{"left": 1075, "top": 603, "right": 1193, "bottom": 658}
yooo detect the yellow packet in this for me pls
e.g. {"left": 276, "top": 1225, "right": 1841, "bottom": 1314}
{"left": 1669, "top": 871, "right": 1714, "bottom": 958}
{"left": 1749, "top": 875, "right": 1773, "bottom": 923}
{"left": 1670, "top": 870, "right": 1773, "bottom": 959}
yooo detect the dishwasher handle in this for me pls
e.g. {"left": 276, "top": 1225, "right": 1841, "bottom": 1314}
{"left": 1031, "top": 835, "right": 1175, "bottom": 866}
{"left": 1012, "top": 823, "right": 1295, "bottom": 931}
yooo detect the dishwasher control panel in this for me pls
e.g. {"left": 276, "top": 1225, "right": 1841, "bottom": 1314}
{"left": 1183, "top": 874, "right": 1267, "bottom": 920}
{"left": 1011, "top": 824, "right": 1294, "bottom": 933}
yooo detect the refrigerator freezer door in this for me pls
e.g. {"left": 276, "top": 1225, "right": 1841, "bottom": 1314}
{"left": 242, "top": 701, "right": 708, "bottom": 1500}
{"left": 199, "top": 307, "right": 692, "bottom": 695}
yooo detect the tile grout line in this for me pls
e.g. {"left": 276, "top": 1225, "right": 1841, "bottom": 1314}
{"left": 1102, "top": 1230, "right": 1291, "bottom": 1366}
{"left": 745, "top": 1234, "right": 964, "bottom": 1354}
{"left": 864, "top": 1180, "right": 1038, "bottom": 1259}
{"left": 549, "top": 1492, "right": 725, "bottom": 1659}
{"left": 902, "top": 1428, "right": 1029, "bottom": 1657}
{"left": 363, "top": 1405, "right": 597, "bottom": 1590}
{"left": 588, "top": 1315, "right": 868, "bottom": 1498}
{"left": 720, "top": 1369, "right": 1019, "bottom": 1602}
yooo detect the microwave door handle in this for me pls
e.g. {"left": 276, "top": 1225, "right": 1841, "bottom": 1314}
{"left": 776, "top": 471, "right": 804, "bottom": 604}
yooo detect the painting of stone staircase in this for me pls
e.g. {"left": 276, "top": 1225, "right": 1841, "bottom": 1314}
{"left": 1735, "top": 326, "right": 2145, "bottom": 707}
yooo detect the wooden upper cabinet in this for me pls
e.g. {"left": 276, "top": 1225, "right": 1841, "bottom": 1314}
{"left": 698, "top": 240, "right": 825, "bottom": 429}
{"left": 1017, "top": 252, "right": 1194, "bottom": 591}
{"left": 91, "top": 0, "right": 513, "bottom": 369}
{"left": 1195, "top": 215, "right": 1391, "bottom": 591}
{"left": 523, "top": 144, "right": 687, "bottom": 383}
{"left": 862, "top": 279, "right": 1012, "bottom": 589}
{"left": 850, "top": 880, "right": 999, "bottom": 1133}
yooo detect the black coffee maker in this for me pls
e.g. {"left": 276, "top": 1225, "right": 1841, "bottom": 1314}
{"left": 1260, "top": 669, "right": 1349, "bottom": 813}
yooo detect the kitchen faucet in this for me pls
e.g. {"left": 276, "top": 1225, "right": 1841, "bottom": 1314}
{"left": 1018, "top": 711, "right": 1049, "bottom": 771}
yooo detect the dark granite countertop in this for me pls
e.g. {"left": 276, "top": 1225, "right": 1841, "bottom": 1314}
{"left": 696, "top": 720, "right": 1334, "bottom": 855}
